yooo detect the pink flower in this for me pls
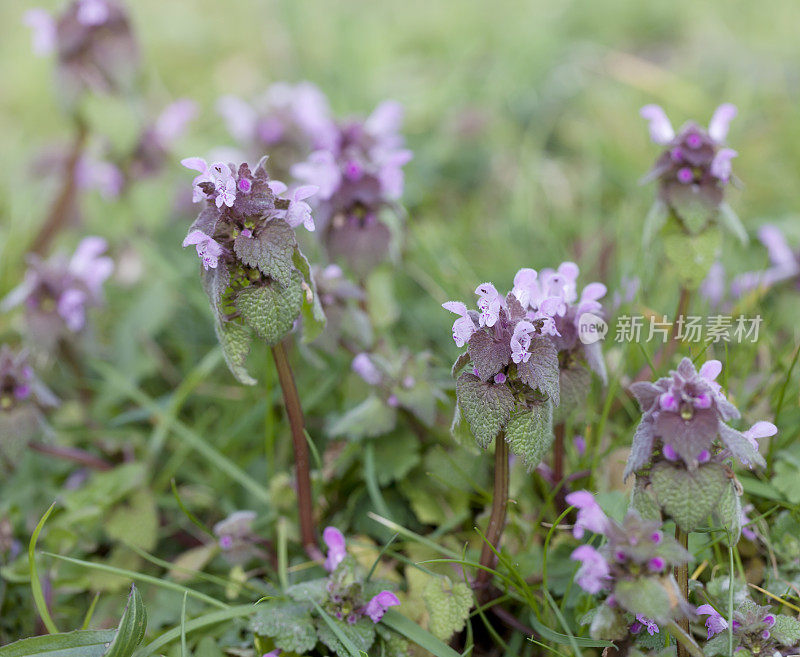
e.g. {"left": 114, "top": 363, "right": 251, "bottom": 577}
{"left": 710, "top": 148, "right": 737, "bottom": 183}
{"left": 352, "top": 353, "right": 382, "bottom": 386}
{"left": 292, "top": 150, "right": 341, "bottom": 200}
{"left": 742, "top": 421, "right": 777, "bottom": 451}
{"left": 57, "top": 288, "right": 88, "bottom": 331}
{"left": 182, "top": 230, "right": 223, "bottom": 270}
{"left": 23, "top": 9, "right": 56, "bottom": 56}
{"left": 570, "top": 545, "right": 610, "bottom": 594}
{"left": 475, "top": 283, "right": 504, "bottom": 327}
{"left": 364, "top": 590, "right": 400, "bottom": 623}
{"left": 708, "top": 103, "right": 738, "bottom": 143}
{"left": 442, "top": 301, "right": 477, "bottom": 347}
{"left": 284, "top": 186, "right": 318, "bottom": 232}
{"left": 696, "top": 604, "right": 728, "bottom": 639}
{"left": 640, "top": 105, "right": 675, "bottom": 145}
{"left": 323, "top": 526, "right": 347, "bottom": 572}
{"left": 154, "top": 99, "right": 197, "bottom": 147}
{"left": 565, "top": 490, "right": 608, "bottom": 538}
{"left": 69, "top": 237, "right": 114, "bottom": 297}
{"left": 510, "top": 320, "right": 535, "bottom": 364}
{"left": 632, "top": 615, "right": 659, "bottom": 636}
{"left": 76, "top": 0, "right": 110, "bottom": 26}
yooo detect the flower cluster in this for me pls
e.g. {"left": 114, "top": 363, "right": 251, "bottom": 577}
{"left": 698, "top": 598, "right": 800, "bottom": 657}
{"left": 181, "top": 156, "right": 324, "bottom": 384}
{"left": 568, "top": 491, "right": 692, "bottom": 637}
{"left": 625, "top": 358, "right": 775, "bottom": 477}
{"left": 2, "top": 237, "right": 113, "bottom": 349}
{"left": 292, "top": 101, "right": 412, "bottom": 275}
{"left": 24, "top": 0, "right": 139, "bottom": 103}
{"left": 732, "top": 224, "right": 800, "bottom": 297}
{"left": 322, "top": 527, "right": 400, "bottom": 624}
{"left": 640, "top": 104, "right": 738, "bottom": 231}
{"left": 218, "top": 82, "right": 335, "bottom": 179}
{"left": 127, "top": 99, "right": 198, "bottom": 181}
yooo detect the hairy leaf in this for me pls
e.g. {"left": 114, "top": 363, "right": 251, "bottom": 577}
{"left": 467, "top": 330, "right": 510, "bottom": 381}
{"left": 423, "top": 576, "right": 473, "bottom": 641}
{"left": 328, "top": 395, "right": 397, "bottom": 440}
{"left": 316, "top": 616, "right": 376, "bottom": 657}
{"left": 105, "top": 584, "right": 147, "bottom": 657}
{"left": 516, "top": 335, "right": 560, "bottom": 405}
{"left": 713, "top": 480, "right": 742, "bottom": 546}
{"left": 214, "top": 317, "right": 256, "bottom": 385}
{"left": 292, "top": 249, "right": 326, "bottom": 343}
{"left": 650, "top": 462, "right": 728, "bottom": 533}
{"left": 504, "top": 400, "right": 554, "bottom": 470}
{"left": 553, "top": 364, "right": 590, "bottom": 423}
{"left": 455, "top": 372, "right": 515, "bottom": 449}
{"left": 250, "top": 601, "right": 317, "bottom": 654}
{"left": 235, "top": 272, "right": 303, "bottom": 346}
{"left": 613, "top": 577, "right": 673, "bottom": 624}
{"left": 234, "top": 218, "right": 296, "bottom": 287}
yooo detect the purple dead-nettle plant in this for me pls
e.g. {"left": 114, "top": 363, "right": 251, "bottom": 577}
{"left": 181, "top": 155, "right": 325, "bottom": 558}
{"left": 732, "top": 224, "right": 800, "bottom": 297}
{"left": 328, "top": 349, "right": 442, "bottom": 440}
{"left": 292, "top": 101, "right": 412, "bottom": 277}
{"left": 697, "top": 592, "right": 800, "bottom": 657}
{"left": 513, "top": 262, "right": 608, "bottom": 420}
{"left": 0, "top": 346, "right": 58, "bottom": 468}
{"left": 446, "top": 275, "right": 561, "bottom": 467}
{"left": 24, "top": 0, "right": 139, "bottom": 104}
{"left": 249, "top": 526, "right": 405, "bottom": 656}
{"left": 218, "top": 82, "right": 335, "bottom": 179}
{"left": 2, "top": 237, "right": 113, "bottom": 350}
{"left": 640, "top": 104, "right": 747, "bottom": 295}
{"left": 567, "top": 491, "right": 694, "bottom": 644}
{"left": 625, "top": 357, "right": 776, "bottom": 541}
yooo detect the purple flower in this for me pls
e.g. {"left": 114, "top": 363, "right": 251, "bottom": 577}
{"left": 75, "top": 156, "right": 124, "bottom": 199}
{"left": 153, "top": 99, "right": 197, "bottom": 146}
{"left": 510, "top": 320, "right": 535, "bottom": 364}
{"left": 23, "top": 9, "right": 56, "bottom": 56}
{"left": 573, "top": 435, "right": 586, "bottom": 456}
{"left": 565, "top": 490, "right": 608, "bottom": 538}
{"left": 212, "top": 511, "right": 257, "bottom": 564}
{"left": 632, "top": 614, "right": 659, "bottom": 636}
{"left": 742, "top": 421, "right": 777, "bottom": 451}
{"left": 697, "top": 604, "right": 728, "bottom": 639}
{"left": 291, "top": 150, "right": 341, "bottom": 200}
{"left": 740, "top": 504, "right": 757, "bottom": 541}
{"left": 710, "top": 148, "right": 737, "bottom": 183}
{"left": 442, "top": 301, "right": 477, "bottom": 348}
{"left": 640, "top": 105, "right": 675, "bottom": 145}
{"left": 364, "top": 590, "right": 400, "bottom": 623}
{"left": 700, "top": 261, "right": 727, "bottom": 308}
{"left": 182, "top": 230, "right": 223, "bottom": 270}
{"left": 76, "top": 0, "right": 111, "bottom": 26}
{"left": 475, "top": 283, "right": 504, "bottom": 327}
{"left": 708, "top": 103, "right": 738, "bottom": 143}
{"left": 283, "top": 186, "right": 318, "bottom": 232}
{"left": 571, "top": 545, "right": 610, "bottom": 594}
{"left": 262, "top": 650, "right": 282, "bottom": 657}
{"left": 323, "top": 526, "right": 347, "bottom": 572}
{"left": 352, "top": 353, "right": 382, "bottom": 385}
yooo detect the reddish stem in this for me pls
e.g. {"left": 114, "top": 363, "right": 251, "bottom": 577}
{"left": 475, "top": 433, "right": 509, "bottom": 600}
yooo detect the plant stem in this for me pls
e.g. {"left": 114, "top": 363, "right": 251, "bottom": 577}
{"left": 552, "top": 422, "right": 567, "bottom": 512}
{"left": 29, "top": 442, "right": 112, "bottom": 471}
{"left": 675, "top": 527, "right": 690, "bottom": 657}
{"left": 31, "top": 118, "right": 88, "bottom": 255}
{"left": 666, "top": 621, "right": 705, "bottom": 657}
{"left": 476, "top": 433, "right": 509, "bottom": 599}
{"left": 270, "top": 340, "right": 321, "bottom": 561}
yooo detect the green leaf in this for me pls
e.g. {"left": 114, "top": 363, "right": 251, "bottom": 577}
{"left": 371, "top": 433, "right": 421, "bottom": 485}
{"left": 516, "top": 335, "right": 560, "bottom": 405}
{"left": 553, "top": 364, "right": 591, "bottom": 424}
{"left": 613, "top": 577, "right": 673, "bottom": 624}
{"left": 504, "top": 400, "right": 554, "bottom": 470}
{"left": 650, "top": 462, "right": 727, "bottom": 533}
{"left": 380, "top": 609, "right": 462, "bottom": 657}
{"left": 0, "top": 631, "right": 117, "bottom": 657}
{"left": 630, "top": 477, "right": 661, "bottom": 521}
{"left": 395, "top": 382, "right": 438, "bottom": 426}
{"left": 662, "top": 227, "right": 721, "bottom": 290}
{"left": 587, "top": 603, "right": 627, "bottom": 641}
{"left": 772, "top": 614, "right": 800, "bottom": 646}
{"left": 233, "top": 218, "right": 296, "bottom": 287}
{"left": 315, "top": 614, "right": 376, "bottom": 657}
{"left": 717, "top": 202, "right": 748, "bottom": 246}
{"left": 286, "top": 578, "right": 329, "bottom": 604}
{"left": 455, "top": 372, "right": 515, "bottom": 449}
{"left": 422, "top": 576, "right": 473, "bottom": 641}
{"left": 712, "top": 480, "right": 742, "bottom": 546}
{"left": 106, "top": 490, "right": 159, "bottom": 551}
{"left": 451, "top": 352, "right": 470, "bottom": 379}
{"left": 642, "top": 199, "right": 669, "bottom": 248}
{"left": 669, "top": 185, "right": 717, "bottom": 234}
{"left": 703, "top": 633, "right": 729, "bottom": 657}
{"left": 29, "top": 502, "right": 60, "bottom": 634}
{"left": 235, "top": 272, "right": 304, "bottom": 346}
{"left": 213, "top": 317, "right": 256, "bottom": 385}
{"left": 328, "top": 395, "right": 397, "bottom": 440}
{"left": 105, "top": 585, "right": 147, "bottom": 657}
{"left": 250, "top": 601, "right": 317, "bottom": 654}
{"left": 292, "top": 249, "right": 326, "bottom": 343}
